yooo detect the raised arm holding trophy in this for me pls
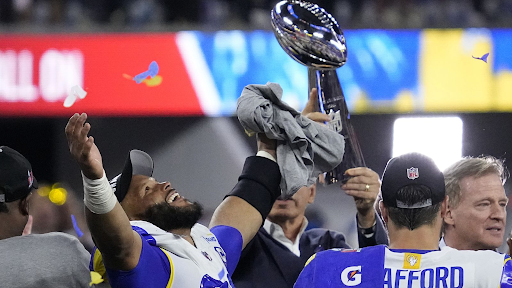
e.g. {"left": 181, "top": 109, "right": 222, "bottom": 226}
{"left": 230, "top": 2, "right": 386, "bottom": 288}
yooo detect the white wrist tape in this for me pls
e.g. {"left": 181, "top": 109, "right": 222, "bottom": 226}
{"left": 82, "top": 170, "right": 118, "bottom": 214}
{"left": 256, "top": 150, "right": 277, "bottom": 162}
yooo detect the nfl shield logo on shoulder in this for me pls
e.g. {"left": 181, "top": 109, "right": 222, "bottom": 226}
{"left": 407, "top": 167, "right": 419, "bottom": 180}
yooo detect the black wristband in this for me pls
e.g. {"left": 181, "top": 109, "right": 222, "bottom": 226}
{"left": 226, "top": 156, "right": 281, "bottom": 220}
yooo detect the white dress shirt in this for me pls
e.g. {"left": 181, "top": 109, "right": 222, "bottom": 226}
{"left": 263, "top": 217, "right": 309, "bottom": 256}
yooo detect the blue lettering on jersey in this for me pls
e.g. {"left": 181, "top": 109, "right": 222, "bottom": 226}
{"left": 395, "top": 269, "right": 407, "bottom": 287}
{"left": 218, "top": 266, "right": 226, "bottom": 280}
{"left": 203, "top": 236, "right": 218, "bottom": 243}
{"left": 214, "top": 246, "right": 227, "bottom": 265}
{"left": 407, "top": 270, "right": 420, "bottom": 287}
{"left": 420, "top": 269, "right": 434, "bottom": 288}
{"left": 383, "top": 267, "right": 463, "bottom": 288}
{"left": 200, "top": 274, "right": 229, "bottom": 288}
{"left": 451, "top": 267, "right": 463, "bottom": 288}
{"left": 436, "top": 266, "right": 448, "bottom": 287}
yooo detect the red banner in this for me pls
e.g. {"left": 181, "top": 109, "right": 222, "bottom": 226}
{"left": 0, "top": 34, "right": 203, "bottom": 117}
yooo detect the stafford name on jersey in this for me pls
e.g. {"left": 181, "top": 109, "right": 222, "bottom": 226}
{"left": 383, "top": 267, "right": 463, "bottom": 288}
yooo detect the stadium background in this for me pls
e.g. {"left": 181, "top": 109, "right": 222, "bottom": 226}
{"left": 1, "top": 0, "right": 512, "bottom": 251}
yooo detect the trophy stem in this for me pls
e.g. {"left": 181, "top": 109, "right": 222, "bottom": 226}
{"left": 308, "top": 68, "right": 366, "bottom": 184}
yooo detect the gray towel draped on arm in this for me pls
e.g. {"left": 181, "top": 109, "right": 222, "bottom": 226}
{"left": 236, "top": 82, "right": 345, "bottom": 196}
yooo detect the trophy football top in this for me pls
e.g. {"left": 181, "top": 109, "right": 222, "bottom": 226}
{"left": 271, "top": 0, "right": 348, "bottom": 69}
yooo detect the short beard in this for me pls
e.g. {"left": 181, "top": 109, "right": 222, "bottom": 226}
{"left": 142, "top": 201, "right": 203, "bottom": 231}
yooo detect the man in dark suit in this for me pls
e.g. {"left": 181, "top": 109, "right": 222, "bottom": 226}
{"left": 232, "top": 166, "right": 388, "bottom": 288}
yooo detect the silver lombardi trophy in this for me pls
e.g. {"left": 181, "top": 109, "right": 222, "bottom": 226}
{"left": 271, "top": 0, "right": 365, "bottom": 184}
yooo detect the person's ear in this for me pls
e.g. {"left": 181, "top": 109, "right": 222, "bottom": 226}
{"left": 308, "top": 184, "right": 317, "bottom": 204}
{"left": 379, "top": 200, "right": 388, "bottom": 224}
{"left": 18, "top": 197, "right": 29, "bottom": 216}
{"left": 442, "top": 196, "right": 454, "bottom": 225}
{"left": 374, "top": 192, "right": 382, "bottom": 217}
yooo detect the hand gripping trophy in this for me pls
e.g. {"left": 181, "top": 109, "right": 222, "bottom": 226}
{"left": 271, "top": 0, "right": 365, "bottom": 184}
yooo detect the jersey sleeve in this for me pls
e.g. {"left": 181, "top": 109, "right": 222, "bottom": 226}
{"left": 501, "top": 254, "right": 512, "bottom": 287}
{"left": 211, "top": 225, "right": 243, "bottom": 275}
{"left": 96, "top": 233, "right": 173, "bottom": 288}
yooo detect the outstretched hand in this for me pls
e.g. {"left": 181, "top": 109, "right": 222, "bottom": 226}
{"left": 65, "top": 113, "right": 104, "bottom": 180}
{"left": 341, "top": 167, "right": 381, "bottom": 228}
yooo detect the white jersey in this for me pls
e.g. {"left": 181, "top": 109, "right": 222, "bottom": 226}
{"left": 133, "top": 221, "right": 232, "bottom": 287}
{"left": 91, "top": 221, "right": 242, "bottom": 288}
{"left": 384, "top": 246, "right": 506, "bottom": 287}
{"left": 295, "top": 245, "right": 512, "bottom": 287}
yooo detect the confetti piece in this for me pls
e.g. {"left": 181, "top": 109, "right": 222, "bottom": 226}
{"left": 63, "top": 85, "right": 87, "bottom": 108}
{"left": 71, "top": 214, "right": 84, "bottom": 238}
{"left": 472, "top": 53, "right": 489, "bottom": 63}
{"left": 63, "top": 94, "right": 77, "bottom": 108}
{"left": 74, "top": 85, "right": 87, "bottom": 99}
{"left": 133, "top": 61, "right": 159, "bottom": 84}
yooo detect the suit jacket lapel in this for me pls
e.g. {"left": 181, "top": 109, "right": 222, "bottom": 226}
{"left": 259, "top": 228, "right": 305, "bottom": 286}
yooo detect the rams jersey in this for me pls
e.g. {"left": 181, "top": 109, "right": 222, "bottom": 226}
{"left": 91, "top": 222, "right": 242, "bottom": 288}
{"left": 294, "top": 245, "right": 512, "bottom": 287}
